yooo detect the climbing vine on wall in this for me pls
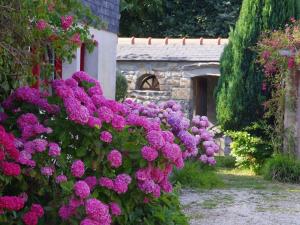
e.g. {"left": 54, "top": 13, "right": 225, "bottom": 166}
{"left": 0, "top": 0, "right": 104, "bottom": 103}
{"left": 257, "top": 18, "right": 300, "bottom": 154}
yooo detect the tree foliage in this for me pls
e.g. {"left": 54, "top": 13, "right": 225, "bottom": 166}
{"left": 215, "top": 0, "right": 295, "bottom": 130}
{"left": 120, "top": 0, "right": 243, "bottom": 38}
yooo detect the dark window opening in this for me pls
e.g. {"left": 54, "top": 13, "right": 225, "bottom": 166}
{"left": 139, "top": 75, "right": 160, "bottom": 90}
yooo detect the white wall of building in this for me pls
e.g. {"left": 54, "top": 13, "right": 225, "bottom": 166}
{"left": 62, "top": 29, "right": 117, "bottom": 100}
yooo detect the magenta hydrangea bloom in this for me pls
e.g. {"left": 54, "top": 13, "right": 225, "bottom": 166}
{"left": 84, "top": 176, "right": 97, "bottom": 190}
{"left": 22, "top": 211, "right": 38, "bottom": 225}
{"left": 0, "top": 196, "right": 25, "bottom": 211}
{"left": 100, "top": 131, "right": 112, "bottom": 143}
{"left": 59, "top": 205, "right": 74, "bottom": 220}
{"left": 111, "top": 115, "right": 126, "bottom": 131}
{"left": 109, "top": 202, "right": 121, "bottom": 216}
{"left": 138, "top": 179, "right": 156, "bottom": 194}
{"left": 135, "top": 168, "right": 150, "bottom": 182}
{"left": 87, "top": 116, "right": 102, "bottom": 128}
{"left": 36, "top": 19, "right": 47, "bottom": 31}
{"left": 61, "top": 15, "right": 73, "bottom": 30}
{"left": 56, "top": 175, "right": 68, "bottom": 184}
{"left": 141, "top": 146, "right": 158, "bottom": 162}
{"left": 160, "top": 179, "right": 173, "bottom": 193}
{"left": 146, "top": 130, "right": 165, "bottom": 150}
{"left": 152, "top": 184, "right": 161, "bottom": 198}
{"left": 85, "top": 198, "right": 110, "bottom": 222}
{"left": 0, "top": 161, "right": 21, "bottom": 176}
{"left": 74, "top": 181, "right": 90, "bottom": 199}
{"left": 161, "top": 143, "right": 181, "bottom": 163}
{"left": 99, "top": 177, "right": 114, "bottom": 190}
{"left": 80, "top": 218, "right": 101, "bottom": 225}
{"left": 113, "top": 174, "right": 132, "bottom": 194}
{"left": 98, "top": 106, "right": 113, "bottom": 123}
{"left": 107, "top": 150, "right": 122, "bottom": 168}
{"left": 199, "top": 154, "right": 208, "bottom": 163}
{"left": 48, "top": 142, "right": 61, "bottom": 157}
{"left": 205, "top": 147, "right": 215, "bottom": 156}
{"left": 207, "top": 157, "right": 216, "bottom": 166}
{"left": 30, "top": 204, "right": 44, "bottom": 218}
{"left": 41, "top": 167, "right": 54, "bottom": 176}
{"left": 71, "top": 160, "right": 85, "bottom": 178}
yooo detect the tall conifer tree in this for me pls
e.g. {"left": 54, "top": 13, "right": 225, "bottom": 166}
{"left": 215, "top": 0, "right": 295, "bottom": 130}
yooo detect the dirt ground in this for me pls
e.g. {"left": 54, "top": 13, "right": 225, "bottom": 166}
{"left": 180, "top": 169, "right": 300, "bottom": 225}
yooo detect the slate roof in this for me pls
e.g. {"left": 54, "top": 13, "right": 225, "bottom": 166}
{"left": 81, "top": 0, "right": 120, "bottom": 33}
{"left": 117, "top": 38, "right": 228, "bottom": 62}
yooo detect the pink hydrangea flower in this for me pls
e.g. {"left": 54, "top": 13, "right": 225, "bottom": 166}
{"left": 84, "top": 176, "right": 97, "bottom": 190}
{"left": 160, "top": 180, "right": 173, "bottom": 193}
{"left": 107, "top": 150, "right": 122, "bottom": 168}
{"left": 36, "top": 19, "right": 48, "bottom": 31}
{"left": 98, "top": 106, "right": 113, "bottom": 123}
{"left": 80, "top": 218, "right": 101, "bottom": 225}
{"left": 59, "top": 205, "right": 74, "bottom": 220}
{"left": 111, "top": 115, "right": 126, "bottom": 131}
{"left": 87, "top": 116, "right": 102, "bottom": 128}
{"left": 85, "top": 198, "right": 110, "bottom": 222}
{"left": 48, "top": 142, "right": 61, "bottom": 157}
{"left": 22, "top": 211, "right": 38, "bottom": 225}
{"left": 113, "top": 174, "right": 132, "bottom": 194}
{"left": 0, "top": 196, "right": 25, "bottom": 211}
{"left": 41, "top": 167, "right": 54, "bottom": 176}
{"left": 99, "top": 177, "right": 114, "bottom": 190}
{"left": 0, "top": 161, "right": 21, "bottom": 176}
{"left": 141, "top": 146, "right": 158, "bottom": 162}
{"left": 146, "top": 130, "right": 165, "bottom": 149}
{"left": 199, "top": 154, "right": 208, "bottom": 163}
{"left": 71, "top": 160, "right": 85, "bottom": 177}
{"left": 109, "top": 202, "right": 121, "bottom": 216}
{"left": 33, "top": 139, "right": 48, "bottom": 152}
{"left": 56, "top": 175, "right": 68, "bottom": 184}
{"left": 207, "top": 157, "right": 216, "bottom": 165}
{"left": 70, "top": 33, "right": 81, "bottom": 46}
{"left": 100, "top": 131, "right": 112, "bottom": 143}
{"left": 74, "top": 181, "right": 90, "bottom": 199}
{"left": 138, "top": 179, "right": 156, "bottom": 194}
{"left": 61, "top": 15, "right": 73, "bottom": 30}
{"left": 30, "top": 204, "right": 44, "bottom": 218}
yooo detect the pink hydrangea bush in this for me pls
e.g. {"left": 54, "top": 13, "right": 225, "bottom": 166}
{"left": 0, "top": 71, "right": 219, "bottom": 224}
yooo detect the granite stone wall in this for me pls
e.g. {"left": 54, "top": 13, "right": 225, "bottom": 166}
{"left": 117, "top": 61, "right": 220, "bottom": 119}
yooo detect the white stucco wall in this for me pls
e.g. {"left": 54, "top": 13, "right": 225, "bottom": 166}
{"left": 62, "top": 29, "right": 117, "bottom": 99}
{"left": 62, "top": 48, "right": 81, "bottom": 77}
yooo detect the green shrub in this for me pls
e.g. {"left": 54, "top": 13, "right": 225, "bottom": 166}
{"left": 263, "top": 155, "right": 300, "bottom": 183}
{"left": 215, "top": 0, "right": 295, "bottom": 130}
{"left": 116, "top": 73, "right": 128, "bottom": 101}
{"left": 215, "top": 156, "right": 236, "bottom": 169}
{"left": 171, "top": 161, "right": 224, "bottom": 189}
{"left": 227, "top": 130, "right": 272, "bottom": 173}
{"left": 124, "top": 190, "right": 188, "bottom": 225}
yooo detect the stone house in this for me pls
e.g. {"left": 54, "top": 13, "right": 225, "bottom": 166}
{"left": 117, "top": 38, "right": 228, "bottom": 124}
{"left": 62, "top": 0, "right": 120, "bottom": 99}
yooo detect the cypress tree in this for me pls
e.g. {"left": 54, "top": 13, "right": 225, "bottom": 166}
{"left": 215, "top": 0, "right": 295, "bottom": 130}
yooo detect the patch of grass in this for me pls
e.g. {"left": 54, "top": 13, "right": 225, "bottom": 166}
{"left": 188, "top": 213, "right": 204, "bottom": 220}
{"left": 215, "top": 156, "right": 237, "bottom": 169}
{"left": 200, "top": 194, "right": 234, "bottom": 209}
{"left": 263, "top": 154, "right": 300, "bottom": 183}
{"left": 171, "top": 161, "right": 224, "bottom": 189}
{"left": 201, "top": 199, "right": 218, "bottom": 209}
{"left": 217, "top": 168, "right": 274, "bottom": 189}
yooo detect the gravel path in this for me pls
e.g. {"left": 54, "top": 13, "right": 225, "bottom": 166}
{"left": 180, "top": 174, "right": 300, "bottom": 225}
